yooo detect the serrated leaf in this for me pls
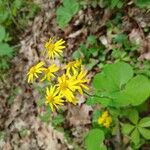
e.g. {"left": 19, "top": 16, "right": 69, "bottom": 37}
{"left": 72, "top": 50, "right": 81, "bottom": 59}
{"left": 39, "top": 106, "right": 51, "bottom": 122}
{"left": 113, "top": 34, "right": 128, "bottom": 44}
{"left": 56, "top": 7, "right": 71, "bottom": 28}
{"left": 86, "top": 59, "right": 98, "bottom": 70}
{"left": 138, "top": 117, "right": 150, "bottom": 127}
{"left": 52, "top": 114, "right": 64, "bottom": 126}
{"left": 87, "top": 35, "right": 97, "bottom": 45}
{"left": 0, "top": 43, "right": 13, "bottom": 57}
{"left": 125, "top": 75, "right": 150, "bottom": 106}
{"left": 128, "top": 109, "right": 139, "bottom": 125}
{"left": 138, "top": 127, "right": 150, "bottom": 140}
{"left": 131, "top": 128, "right": 140, "bottom": 145}
{"left": 56, "top": 0, "right": 79, "bottom": 28}
{"left": 122, "top": 123, "right": 135, "bottom": 135}
{"left": 63, "top": 0, "right": 79, "bottom": 14}
{"left": 85, "top": 129, "right": 106, "bottom": 150}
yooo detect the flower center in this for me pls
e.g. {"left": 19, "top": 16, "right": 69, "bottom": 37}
{"left": 68, "top": 62, "right": 75, "bottom": 67}
{"left": 30, "top": 67, "right": 36, "bottom": 74}
{"left": 60, "top": 81, "right": 68, "bottom": 91}
{"left": 45, "top": 68, "right": 51, "bottom": 74}
{"left": 48, "top": 44, "right": 55, "bottom": 51}
{"left": 47, "top": 96, "right": 54, "bottom": 102}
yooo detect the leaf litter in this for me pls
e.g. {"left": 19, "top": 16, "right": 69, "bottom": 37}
{"left": 0, "top": 0, "right": 150, "bottom": 149}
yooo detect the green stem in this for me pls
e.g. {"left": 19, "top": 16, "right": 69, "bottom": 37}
{"left": 84, "top": 91, "right": 113, "bottom": 100}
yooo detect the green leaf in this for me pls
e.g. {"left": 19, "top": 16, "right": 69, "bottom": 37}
{"left": 0, "top": 43, "right": 13, "bottom": 57}
{"left": 117, "top": 1, "right": 123, "bottom": 8}
{"left": 87, "top": 35, "right": 97, "bottom": 45}
{"left": 122, "top": 123, "right": 135, "bottom": 135}
{"left": 37, "top": 99, "right": 45, "bottom": 107}
{"left": 128, "top": 109, "right": 139, "bottom": 125}
{"left": 56, "top": 7, "right": 71, "bottom": 28}
{"left": 86, "top": 59, "right": 99, "bottom": 70}
{"left": 0, "top": 9, "right": 9, "bottom": 23}
{"left": 131, "top": 128, "right": 140, "bottom": 145}
{"left": 85, "top": 129, "right": 106, "bottom": 150}
{"left": 99, "top": 144, "right": 107, "bottom": 150}
{"left": 138, "top": 117, "right": 150, "bottom": 128}
{"left": 0, "top": 58, "right": 9, "bottom": 69}
{"left": 138, "top": 127, "right": 150, "bottom": 140}
{"left": 14, "top": 0, "right": 22, "bottom": 9}
{"left": 89, "top": 47, "right": 98, "bottom": 57}
{"left": 113, "top": 34, "right": 128, "bottom": 44}
{"left": 0, "top": 26, "right": 5, "bottom": 42}
{"left": 104, "top": 62, "right": 133, "bottom": 89}
{"left": 0, "top": 131, "right": 6, "bottom": 140}
{"left": 111, "top": 0, "right": 121, "bottom": 8}
{"left": 92, "top": 62, "right": 134, "bottom": 107}
{"left": 86, "top": 96, "right": 98, "bottom": 106}
{"left": 111, "top": 0, "right": 120, "bottom": 9}
{"left": 92, "top": 62, "right": 150, "bottom": 108}
{"left": 86, "top": 95, "right": 111, "bottom": 107}
{"left": 39, "top": 106, "right": 51, "bottom": 122}
{"left": 109, "top": 90, "right": 131, "bottom": 107}
{"left": 19, "top": 129, "right": 28, "bottom": 137}
{"left": 125, "top": 75, "right": 150, "bottom": 106}
{"left": 80, "top": 44, "right": 91, "bottom": 61}
{"left": 72, "top": 50, "right": 81, "bottom": 59}
{"left": 92, "top": 72, "right": 118, "bottom": 92}
{"left": 92, "top": 110, "right": 101, "bottom": 126}
{"left": 52, "top": 114, "right": 65, "bottom": 126}
{"left": 56, "top": 0, "right": 79, "bottom": 28}
{"left": 136, "top": 0, "right": 150, "bottom": 8}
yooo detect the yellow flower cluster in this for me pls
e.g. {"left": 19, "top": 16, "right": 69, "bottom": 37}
{"left": 27, "top": 38, "right": 89, "bottom": 112}
{"left": 98, "top": 111, "right": 112, "bottom": 128}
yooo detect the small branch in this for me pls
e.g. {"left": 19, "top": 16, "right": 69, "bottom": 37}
{"left": 115, "top": 120, "right": 122, "bottom": 150}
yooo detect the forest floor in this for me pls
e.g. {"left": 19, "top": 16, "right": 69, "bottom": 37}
{"left": 0, "top": 0, "right": 150, "bottom": 150}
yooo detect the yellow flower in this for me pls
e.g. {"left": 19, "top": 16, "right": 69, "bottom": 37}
{"left": 101, "top": 111, "right": 109, "bottom": 118}
{"left": 41, "top": 64, "right": 59, "bottom": 81}
{"left": 27, "top": 61, "right": 45, "bottom": 83}
{"left": 44, "top": 38, "right": 65, "bottom": 59}
{"left": 45, "top": 86, "right": 64, "bottom": 112}
{"left": 103, "top": 116, "right": 112, "bottom": 128}
{"left": 98, "top": 111, "right": 112, "bottom": 128}
{"left": 75, "top": 67, "right": 90, "bottom": 94}
{"left": 56, "top": 74, "right": 79, "bottom": 104}
{"left": 64, "top": 59, "right": 82, "bottom": 77}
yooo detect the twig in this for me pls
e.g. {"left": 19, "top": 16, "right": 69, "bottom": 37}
{"left": 115, "top": 120, "right": 122, "bottom": 150}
